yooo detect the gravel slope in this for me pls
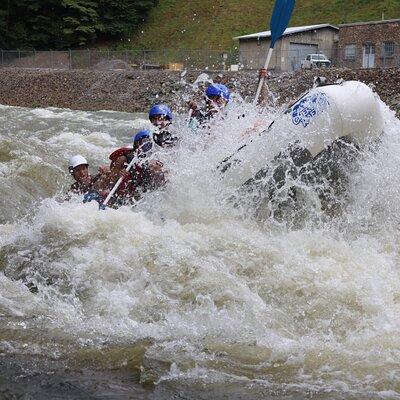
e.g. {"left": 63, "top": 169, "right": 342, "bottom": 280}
{"left": 0, "top": 67, "right": 399, "bottom": 116}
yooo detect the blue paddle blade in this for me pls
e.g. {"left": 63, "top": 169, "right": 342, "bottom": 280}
{"left": 270, "top": 0, "right": 296, "bottom": 48}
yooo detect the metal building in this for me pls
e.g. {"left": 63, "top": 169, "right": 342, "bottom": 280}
{"left": 234, "top": 24, "right": 339, "bottom": 71}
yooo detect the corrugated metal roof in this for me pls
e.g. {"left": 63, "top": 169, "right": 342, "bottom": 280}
{"left": 233, "top": 24, "right": 338, "bottom": 40}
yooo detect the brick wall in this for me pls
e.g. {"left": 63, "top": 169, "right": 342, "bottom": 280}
{"left": 339, "top": 19, "right": 400, "bottom": 68}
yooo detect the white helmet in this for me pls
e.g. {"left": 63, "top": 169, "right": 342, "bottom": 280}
{"left": 68, "top": 155, "right": 88, "bottom": 170}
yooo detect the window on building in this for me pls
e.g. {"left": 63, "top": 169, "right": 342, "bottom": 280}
{"left": 345, "top": 44, "right": 356, "bottom": 60}
{"left": 382, "top": 42, "right": 395, "bottom": 57}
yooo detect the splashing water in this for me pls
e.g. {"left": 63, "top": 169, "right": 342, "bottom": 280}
{"left": 1, "top": 95, "right": 400, "bottom": 399}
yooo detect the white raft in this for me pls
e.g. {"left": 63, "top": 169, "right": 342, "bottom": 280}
{"left": 218, "top": 80, "right": 384, "bottom": 186}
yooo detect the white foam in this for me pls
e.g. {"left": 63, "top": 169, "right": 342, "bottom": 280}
{"left": 1, "top": 93, "right": 400, "bottom": 395}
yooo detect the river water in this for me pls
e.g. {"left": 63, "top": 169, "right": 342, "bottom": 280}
{"left": 1, "top": 96, "right": 400, "bottom": 400}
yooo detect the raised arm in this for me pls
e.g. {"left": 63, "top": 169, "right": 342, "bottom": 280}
{"left": 256, "top": 68, "right": 270, "bottom": 107}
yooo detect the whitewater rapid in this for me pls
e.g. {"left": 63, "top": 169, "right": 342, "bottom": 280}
{"left": 1, "top": 97, "right": 400, "bottom": 399}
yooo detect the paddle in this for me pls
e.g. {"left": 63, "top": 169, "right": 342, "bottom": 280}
{"left": 254, "top": 0, "right": 296, "bottom": 105}
{"left": 187, "top": 108, "right": 194, "bottom": 126}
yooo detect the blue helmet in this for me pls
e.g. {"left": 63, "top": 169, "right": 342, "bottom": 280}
{"left": 205, "top": 83, "right": 230, "bottom": 102}
{"left": 149, "top": 104, "right": 172, "bottom": 121}
{"left": 133, "top": 129, "right": 151, "bottom": 145}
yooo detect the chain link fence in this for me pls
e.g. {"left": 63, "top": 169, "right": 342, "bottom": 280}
{"left": 0, "top": 49, "right": 239, "bottom": 71}
{"left": 1, "top": 45, "right": 399, "bottom": 71}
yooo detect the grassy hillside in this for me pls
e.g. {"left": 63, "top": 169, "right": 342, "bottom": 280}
{"left": 130, "top": 0, "right": 400, "bottom": 50}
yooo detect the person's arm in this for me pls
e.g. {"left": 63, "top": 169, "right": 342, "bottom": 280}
{"left": 137, "top": 159, "right": 167, "bottom": 191}
{"left": 64, "top": 182, "right": 79, "bottom": 201}
{"left": 188, "top": 100, "right": 198, "bottom": 112}
{"left": 97, "top": 164, "right": 109, "bottom": 175}
{"left": 257, "top": 68, "right": 270, "bottom": 107}
{"left": 188, "top": 100, "right": 208, "bottom": 124}
{"left": 149, "top": 159, "right": 166, "bottom": 189}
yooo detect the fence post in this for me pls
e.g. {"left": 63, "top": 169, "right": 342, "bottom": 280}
{"left": 88, "top": 48, "right": 91, "bottom": 68}
{"left": 69, "top": 49, "right": 72, "bottom": 69}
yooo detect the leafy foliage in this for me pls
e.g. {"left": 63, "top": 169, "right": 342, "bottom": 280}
{"left": 0, "top": 0, "right": 156, "bottom": 49}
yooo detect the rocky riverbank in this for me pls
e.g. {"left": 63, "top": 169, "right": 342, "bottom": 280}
{"left": 0, "top": 67, "right": 399, "bottom": 116}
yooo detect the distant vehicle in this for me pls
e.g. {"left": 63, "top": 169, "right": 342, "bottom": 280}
{"left": 301, "top": 54, "right": 331, "bottom": 69}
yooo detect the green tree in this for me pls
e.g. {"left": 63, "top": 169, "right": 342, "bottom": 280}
{"left": 97, "top": 0, "right": 156, "bottom": 39}
{"left": 0, "top": 0, "right": 156, "bottom": 49}
{"left": 61, "top": 0, "right": 99, "bottom": 46}
{"left": 97, "top": 0, "right": 138, "bottom": 38}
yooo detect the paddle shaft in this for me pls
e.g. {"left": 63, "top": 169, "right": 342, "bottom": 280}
{"left": 188, "top": 108, "right": 193, "bottom": 126}
{"left": 253, "top": 0, "right": 296, "bottom": 105}
{"left": 254, "top": 47, "right": 273, "bottom": 105}
{"left": 102, "top": 156, "right": 137, "bottom": 207}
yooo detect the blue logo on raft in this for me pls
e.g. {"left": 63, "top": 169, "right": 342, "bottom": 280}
{"left": 291, "top": 93, "right": 330, "bottom": 127}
